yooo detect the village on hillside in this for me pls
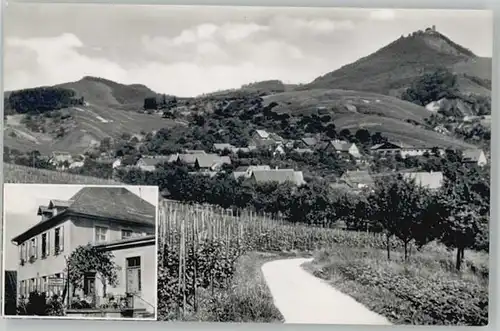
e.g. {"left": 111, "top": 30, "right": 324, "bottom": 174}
{"left": 43, "top": 127, "right": 488, "bottom": 195}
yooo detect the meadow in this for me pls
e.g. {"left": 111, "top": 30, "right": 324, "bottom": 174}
{"left": 3, "top": 163, "right": 122, "bottom": 185}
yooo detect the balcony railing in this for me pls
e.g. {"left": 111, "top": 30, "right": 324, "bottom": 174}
{"left": 69, "top": 293, "right": 134, "bottom": 310}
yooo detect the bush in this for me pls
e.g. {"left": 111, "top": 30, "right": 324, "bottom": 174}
{"left": 312, "top": 247, "right": 488, "bottom": 326}
{"left": 16, "top": 291, "right": 64, "bottom": 316}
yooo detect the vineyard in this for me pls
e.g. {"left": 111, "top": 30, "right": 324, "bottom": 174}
{"left": 3, "top": 163, "right": 122, "bottom": 185}
{"left": 158, "top": 199, "right": 403, "bottom": 321}
{"left": 157, "top": 199, "right": 489, "bottom": 324}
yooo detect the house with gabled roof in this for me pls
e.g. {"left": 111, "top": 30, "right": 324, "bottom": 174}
{"left": 233, "top": 165, "right": 271, "bottom": 180}
{"left": 340, "top": 170, "right": 375, "bottom": 190}
{"left": 96, "top": 157, "right": 122, "bottom": 169}
{"left": 213, "top": 143, "right": 236, "bottom": 153}
{"left": 251, "top": 129, "right": 284, "bottom": 148}
{"left": 324, "top": 140, "right": 361, "bottom": 158}
{"left": 49, "top": 152, "right": 74, "bottom": 170}
{"left": 370, "top": 141, "right": 432, "bottom": 158}
{"left": 294, "top": 148, "right": 314, "bottom": 154}
{"left": 176, "top": 154, "right": 198, "bottom": 166}
{"left": 11, "top": 187, "right": 157, "bottom": 316}
{"left": 183, "top": 149, "right": 206, "bottom": 155}
{"left": 299, "top": 137, "right": 319, "bottom": 148}
{"left": 194, "top": 154, "right": 231, "bottom": 171}
{"left": 136, "top": 155, "right": 176, "bottom": 172}
{"left": 250, "top": 169, "right": 306, "bottom": 186}
{"left": 402, "top": 171, "right": 444, "bottom": 190}
{"left": 462, "top": 148, "right": 487, "bottom": 167}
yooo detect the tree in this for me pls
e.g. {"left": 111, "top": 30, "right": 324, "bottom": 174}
{"left": 287, "top": 182, "right": 337, "bottom": 227}
{"left": 144, "top": 97, "right": 158, "bottom": 110}
{"left": 355, "top": 129, "right": 371, "bottom": 145}
{"left": 335, "top": 192, "right": 373, "bottom": 231}
{"left": 401, "top": 68, "right": 459, "bottom": 106}
{"left": 368, "top": 175, "right": 432, "bottom": 260}
{"left": 339, "top": 129, "right": 352, "bottom": 140}
{"left": 66, "top": 244, "right": 120, "bottom": 297}
{"left": 435, "top": 171, "right": 486, "bottom": 270}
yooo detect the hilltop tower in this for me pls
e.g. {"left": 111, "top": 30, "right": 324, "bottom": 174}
{"left": 432, "top": 25, "right": 436, "bottom": 32}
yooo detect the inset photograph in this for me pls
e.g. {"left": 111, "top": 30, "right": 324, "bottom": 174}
{"left": 2, "top": 184, "right": 158, "bottom": 320}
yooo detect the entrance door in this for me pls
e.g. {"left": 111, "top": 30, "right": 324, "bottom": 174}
{"left": 126, "top": 257, "right": 141, "bottom": 294}
{"left": 83, "top": 272, "right": 96, "bottom": 306}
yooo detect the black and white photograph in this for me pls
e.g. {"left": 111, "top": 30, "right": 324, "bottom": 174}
{"left": 2, "top": 3, "right": 491, "bottom": 326}
{"left": 2, "top": 184, "right": 158, "bottom": 320}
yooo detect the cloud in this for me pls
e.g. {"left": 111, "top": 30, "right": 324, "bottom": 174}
{"left": 4, "top": 31, "right": 330, "bottom": 97}
{"left": 369, "top": 9, "right": 396, "bottom": 21}
{"left": 271, "top": 16, "right": 355, "bottom": 36}
{"left": 4, "top": 33, "right": 128, "bottom": 90}
{"left": 221, "top": 23, "right": 269, "bottom": 42}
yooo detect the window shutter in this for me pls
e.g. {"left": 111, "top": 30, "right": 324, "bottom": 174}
{"left": 35, "top": 237, "right": 38, "bottom": 259}
{"left": 60, "top": 226, "right": 64, "bottom": 251}
{"left": 47, "top": 232, "right": 50, "bottom": 256}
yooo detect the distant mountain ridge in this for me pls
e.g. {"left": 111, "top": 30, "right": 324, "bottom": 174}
{"left": 307, "top": 27, "right": 492, "bottom": 97}
{"left": 56, "top": 76, "right": 160, "bottom": 109}
{"left": 3, "top": 27, "right": 489, "bottom": 155}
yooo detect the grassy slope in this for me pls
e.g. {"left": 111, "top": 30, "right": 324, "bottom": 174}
{"left": 307, "top": 32, "right": 491, "bottom": 97}
{"left": 3, "top": 163, "right": 122, "bottom": 184}
{"left": 304, "top": 244, "right": 488, "bottom": 325}
{"left": 57, "top": 76, "right": 158, "bottom": 107}
{"left": 173, "top": 252, "right": 285, "bottom": 323}
{"left": 264, "top": 89, "right": 476, "bottom": 149}
{"left": 4, "top": 77, "right": 179, "bottom": 154}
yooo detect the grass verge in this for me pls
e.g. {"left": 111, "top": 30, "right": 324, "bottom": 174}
{"left": 303, "top": 244, "right": 488, "bottom": 326}
{"left": 163, "top": 251, "right": 308, "bottom": 323}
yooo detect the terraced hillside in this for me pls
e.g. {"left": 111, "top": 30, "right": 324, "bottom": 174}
{"left": 264, "top": 89, "right": 476, "bottom": 149}
{"left": 4, "top": 77, "right": 179, "bottom": 154}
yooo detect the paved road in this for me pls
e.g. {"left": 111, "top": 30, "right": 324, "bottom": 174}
{"left": 261, "top": 258, "right": 392, "bottom": 325}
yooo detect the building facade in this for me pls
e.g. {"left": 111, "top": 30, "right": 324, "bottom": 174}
{"left": 11, "top": 187, "right": 156, "bottom": 313}
{"left": 93, "top": 235, "right": 156, "bottom": 315}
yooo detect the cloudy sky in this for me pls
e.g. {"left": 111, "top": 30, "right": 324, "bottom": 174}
{"left": 4, "top": 4, "right": 493, "bottom": 97}
{"left": 3, "top": 184, "right": 158, "bottom": 270}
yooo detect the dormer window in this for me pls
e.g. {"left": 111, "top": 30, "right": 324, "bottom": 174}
{"left": 121, "top": 229, "right": 132, "bottom": 240}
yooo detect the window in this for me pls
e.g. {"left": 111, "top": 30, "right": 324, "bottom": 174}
{"left": 20, "top": 243, "right": 26, "bottom": 265}
{"left": 121, "top": 229, "right": 132, "bottom": 240}
{"left": 30, "top": 279, "right": 35, "bottom": 293}
{"left": 29, "top": 238, "right": 37, "bottom": 260}
{"left": 126, "top": 256, "right": 141, "bottom": 293}
{"left": 20, "top": 280, "right": 25, "bottom": 297}
{"left": 54, "top": 226, "right": 64, "bottom": 254}
{"left": 41, "top": 276, "right": 47, "bottom": 293}
{"left": 41, "top": 233, "right": 48, "bottom": 258}
{"left": 95, "top": 226, "right": 108, "bottom": 243}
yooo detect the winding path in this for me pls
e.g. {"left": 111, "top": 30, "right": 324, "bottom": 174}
{"left": 261, "top": 258, "right": 391, "bottom": 325}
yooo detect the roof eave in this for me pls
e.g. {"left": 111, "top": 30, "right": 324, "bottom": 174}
{"left": 12, "top": 210, "right": 69, "bottom": 245}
